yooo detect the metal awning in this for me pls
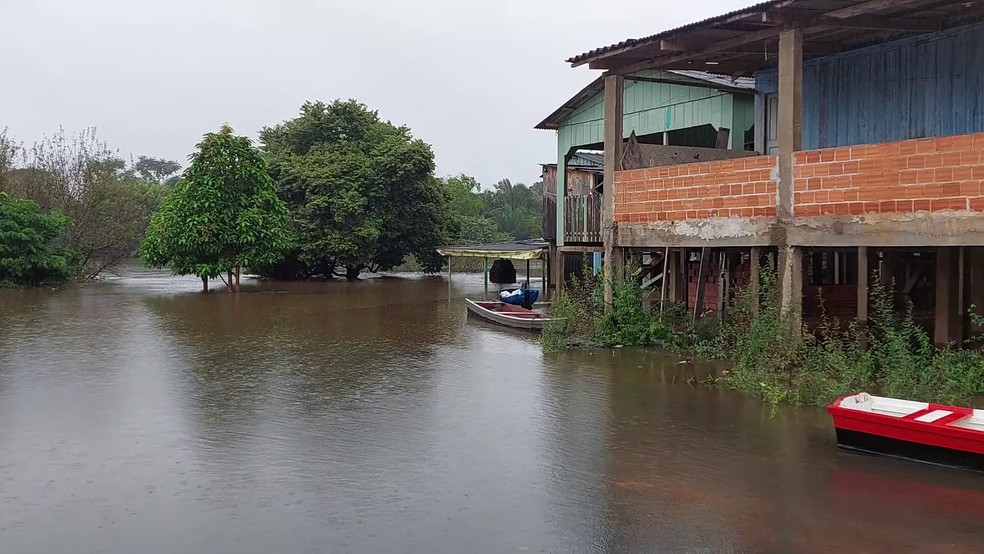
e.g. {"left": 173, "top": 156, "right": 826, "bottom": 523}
{"left": 566, "top": 0, "right": 984, "bottom": 76}
{"left": 437, "top": 240, "right": 548, "bottom": 260}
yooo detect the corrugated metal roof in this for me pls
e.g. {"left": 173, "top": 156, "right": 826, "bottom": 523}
{"left": 671, "top": 70, "right": 755, "bottom": 90}
{"left": 567, "top": 0, "right": 784, "bottom": 65}
{"left": 566, "top": 0, "right": 976, "bottom": 70}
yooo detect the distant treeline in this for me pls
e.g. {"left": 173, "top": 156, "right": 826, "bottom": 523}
{"left": 0, "top": 100, "right": 542, "bottom": 289}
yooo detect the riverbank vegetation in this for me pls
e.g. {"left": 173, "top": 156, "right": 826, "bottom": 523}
{"left": 0, "top": 127, "right": 181, "bottom": 284}
{"left": 543, "top": 268, "right": 984, "bottom": 408}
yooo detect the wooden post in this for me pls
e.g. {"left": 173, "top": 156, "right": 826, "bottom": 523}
{"left": 541, "top": 257, "right": 547, "bottom": 298}
{"left": 858, "top": 246, "right": 869, "bottom": 348}
{"left": 447, "top": 256, "right": 452, "bottom": 295}
{"left": 556, "top": 151, "right": 569, "bottom": 247}
{"left": 659, "top": 246, "right": 670, "bottom": 315}
{"left": 693, "top": 247, "right": 712, "bottom": 321}
{"left": 966, "top": 247, "right": 984, "bottom": 345}
{"left": 749, "top": 247, "right": 761, "bottom": 316}
{"left": 553, "top": 250, "right": 564, "bottom": 294}
{"left": 958, "top": 246, "right": 966, "bottom": 345}
{"left": 602, "top": 74, "right": 624, "bottom": 314}
{"left": 935, "top": 247, "right": 952, "bottom": 346}
{"left": 779, "top": 246, "right": 803, "bottom": 337}
{"left": 777, "top": 27, "right": 803, "bottom": 222}
{"left": 933, "top": 246, "right": 963, "bottom": 346}
{"left": 483, "top": 257, "right": 488, "bottom": 300}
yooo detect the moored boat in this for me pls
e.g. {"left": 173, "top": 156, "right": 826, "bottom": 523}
{"left": 464, "top": 298, "right": 559, "bottom": 331}
{"left": 827, "top": 393, "right": 984, "bottom": 472}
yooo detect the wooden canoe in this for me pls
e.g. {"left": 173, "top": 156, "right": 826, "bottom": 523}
{"left": 464, "top": 298, "right": 559, "bottom": 331}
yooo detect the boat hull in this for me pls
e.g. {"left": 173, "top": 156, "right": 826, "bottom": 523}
{"left": 464, "top": 299, "right": 557, "bottom": 331}
{"left": 828, "top": 393, "right": 984, "bottom": 473}
{"left": 834, "top": 428, "right": 984, "bottom": 473}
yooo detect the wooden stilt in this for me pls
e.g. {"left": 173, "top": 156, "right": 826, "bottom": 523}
{"left": 659, "top": 246, "right": 670, "bottom": 315}
{"left": 935, "top": 247, "right": 957, "bottom": 346}
{"left": 858, "top": 246, "right": 869, "bottom": 348}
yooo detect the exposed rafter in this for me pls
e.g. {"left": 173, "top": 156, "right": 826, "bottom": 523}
{"left": 825, "top": 0, "right": 934, "bottom": 19}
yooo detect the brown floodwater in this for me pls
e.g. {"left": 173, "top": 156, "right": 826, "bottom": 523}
{"left": 1, "top": 269, "right": 983, "bottom": 553}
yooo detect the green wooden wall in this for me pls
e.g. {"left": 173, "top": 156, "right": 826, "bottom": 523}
{"left": 554, "top": 70, "right": 754, "bottom": 245}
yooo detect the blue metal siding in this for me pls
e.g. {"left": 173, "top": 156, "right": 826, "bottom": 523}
{"left": 756, "top": 22, "right": 984, "bottom": 149}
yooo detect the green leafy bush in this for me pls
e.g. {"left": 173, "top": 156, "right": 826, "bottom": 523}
{"left": 0, "top": 192, "right": 73, "bottom": 286}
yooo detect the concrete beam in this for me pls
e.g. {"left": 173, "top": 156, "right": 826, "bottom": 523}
{"left": 616, "top": 220, "right": 775, "bottom": 249}
{"left": 777, "top": 28, "right": 803, "bottom": 223}
{"left": 787, "top": 212, "right": 984, "bottom": 247}
{"left": 602, "top": 75, "right": 624, "bottom": 312}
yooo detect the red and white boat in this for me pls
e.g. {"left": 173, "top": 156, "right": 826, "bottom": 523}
{"left": 464, "top": 299, "right": 558, "bottom": 331}
{"left": 827, "top": 393, "right": 984, "bottom": 472}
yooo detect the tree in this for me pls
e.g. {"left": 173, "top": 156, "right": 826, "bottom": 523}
{"left": 440, "top": 174, "right": 509, "bottom": 245}
{"left": 129, "top": 156, "right": 182, "bottom": 185}
{"left": 259, "top": 100, "right": 450, "bottom": 280}
{"left": 0, "top": 128, "right": 177, "bottom": 278}
{"left": 0, "top": 192, "right": 73, "bottom": 287}
{"left": 139, "top": 125, "right": 291, "bottom": 292}
{"left": 487, "top": 178, "right": 542, "bottom": 240}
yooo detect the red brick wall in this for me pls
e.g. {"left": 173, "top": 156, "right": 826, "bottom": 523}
{"left": 793, "top": 133, "right": 984, "bottom": 217}
{"left": 803, "top": 285, "right": 858, "bottom": 322}
{"left": 685, "top": 258, "right": 752, "bottom": 314}
{"left": 614, "top": 156, "right": 778, "bottom": 223}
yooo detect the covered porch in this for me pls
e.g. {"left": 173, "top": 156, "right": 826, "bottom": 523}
{"left": 565, "top": 0, "right": 984, "bottom": 341}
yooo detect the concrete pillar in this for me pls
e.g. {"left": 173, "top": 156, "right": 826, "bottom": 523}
{"left": 602, "top": 75, "right": 624, "bottom": 313}
{"left": 666, "top": 248, "right": 679, "bottom": 304}
{"left": 693, "top": 247, "right": 712, "bottom": 321}
{"left": 934, "top": 247, "right": 962, "bottom": 346}
{"left": 749, "top": 247, "right": 761, "bottom": 316}
{"left": 777, "top": 28, "right": 803, "bottom": 222}
{"left": 779, "top": 246, "right": 803, "bottom": 337}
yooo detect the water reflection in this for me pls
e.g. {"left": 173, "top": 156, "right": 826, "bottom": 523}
{"left": 1, "top": 270, "right": 983, "bottom": 553}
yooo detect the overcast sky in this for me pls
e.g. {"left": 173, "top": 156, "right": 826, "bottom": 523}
{"left": 3, "top": 0, "right": 750, "bottom": 187}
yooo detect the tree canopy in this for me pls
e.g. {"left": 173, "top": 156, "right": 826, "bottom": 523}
{"left": 0, "top": 192, "right": 73, "bottom": 287}
{"left": 140, "top": 125, "right": 291, "bottom": 291}
{"left": 259, "top": 100, "right": 450, "bottom": 279}
{"left": 439, "top": 175, "right": 543, "bottom": 245}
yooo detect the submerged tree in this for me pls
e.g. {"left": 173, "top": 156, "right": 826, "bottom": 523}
{"left": 259, "top": 100, "right": 450, "bottom": 280}
{"left": 140, "top": 125, "right": 291, "bottom": 291}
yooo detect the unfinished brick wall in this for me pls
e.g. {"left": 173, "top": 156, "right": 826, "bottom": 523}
{"left": 793, "top": 133, "right": 984, "bottom": 217}
{"left": 685, "top": 258, "right": 752, "bottom": 314}
{"left": 614, "top": 156, "right": 778, "bottom": 223}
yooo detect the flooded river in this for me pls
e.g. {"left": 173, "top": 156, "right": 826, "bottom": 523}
{"left": 2, "top": 270, "right": 983, "bottom": 553}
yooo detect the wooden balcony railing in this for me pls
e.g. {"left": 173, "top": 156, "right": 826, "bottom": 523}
{"left": 542, "top": 194, "right": 602, "bottom": 244}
